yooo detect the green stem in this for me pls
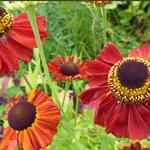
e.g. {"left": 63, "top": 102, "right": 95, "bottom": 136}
{"left": 73, "top": 81, "right": 80, "bottom": 126}
{"left": 33, "top": 48, "right": 47, "bottom": 93}
{"left": 23, "top": 75, "right": 33, "bottom": 90}
{"left": 26, "top": 7, "right": 62, "bottom": 110}
{"left": 101, "top": 6, "right": 107, "bottom": 45}
{"left": 62, "top": 82, "right": 70, "bottom": 107}
{"left": 39, "top": 71, "right": 47, "bottom": 93}
{"left": 20, "top": 69, "right": 33, "bottom": 90}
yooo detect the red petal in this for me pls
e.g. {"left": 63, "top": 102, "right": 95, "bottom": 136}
{"left": 32, "top": 125, "right": 52, "bottom": 147}
{"left": 53, "top": 75, "right": 64, "bottom": 81}
{"left": 80, "top": 86, "right": 109, "bottom": 105}
{"left": 128, "top": 105, "right": 150, "bottom": 140}
{"left": 105, "top": 103, "right": 129, "bottom": 138}
{"left": 7, "top": 140, "right": 18, "bottom": 150}
{"left": 48, "top": 61, "right": 60, "bottom": 73}
{"left": 0, "top": 43, "right": 19, "bottom": 73}
{"left": 9, "top": 29, "right": 37, "bottom": 48}
{"left": 98, "top": 43, "right": 123, "bottom": 65}
{"left": 87, "top": 60, "right": 110, "bottom": 76}
{"left": 94, "top": 95, "right": 150, "bottom": 140}
{"left": 79, "top": 62, "right": 87, "bottom": 76}
{"left": 9, "top": 13, "right": 48, "bottom": 48}
{"left": 2, "top": 37, "right": 32, "bottom": 62}
{"left": 27, "top": 129, "right": 41, "bottom": 149}
{"left": 0, "top": 128, "right": 17, "bottom": 150}
{"left": 94, "top": 94, "right": 116, "bottom": 126}
{"left": 88, "top": 75, "right": 108, "bottom": 87}
{"left": 128, "top": 49, "right": 140, "bottom": 58}
{"left": 139, "top": 43, "right": 150, "bottom": 59}
{"left": 94, "top": 95, "right": 130, "bottom": 138}
{"left": 14, "top": 13, "right": 30, "bottom": 24}
{"left": 21, "top": 130, "right": 35, "bottom": 150}
{"left": 128, "top": 43, "right": 150, "bottom": 60}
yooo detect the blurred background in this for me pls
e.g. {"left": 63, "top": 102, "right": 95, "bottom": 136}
{"left": 0, "top": 1, "right": 150, "bottom": 150}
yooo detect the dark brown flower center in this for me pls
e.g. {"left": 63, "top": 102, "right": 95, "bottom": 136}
{"left": 8, "top": 102, "right": 36, "bottom": 131}
{"left": 0, "top": 7, "right": 13, "bottom": 37}
{"left": 108, "top": 58, "right": 150, "bottom": 104}
{"left": 60, "top": 62, "right": 79, "bottom": 76}
{"left": 0, "top": 7, "right": 6, "bottom": 16}
{"left": 118, "top": 61, "right": 148, "bottom": 89}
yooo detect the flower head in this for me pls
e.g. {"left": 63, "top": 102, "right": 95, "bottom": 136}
{"left": 48, "top": 56, "right": 87, "bottom": 81}
{"left": 119, "top": 141, "right": 150, "bottom": 150}
{"left": 80, "top": 43, "right": 150, "bottom": 140}
{"left": 0, "top": 7, "right": 48, "bottom": 74}
{"left": 0, "top": 89, "right": 61, "bottom": 149}
{"left": 91, "top": 0, "right": 112, "bottom": 6}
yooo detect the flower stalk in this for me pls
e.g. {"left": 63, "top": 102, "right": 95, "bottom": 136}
{"left": 26, "top": 7, "right": 62, "bottom": 109}
{"left": 101, "top": 6, "right": 107, "bottom": 45}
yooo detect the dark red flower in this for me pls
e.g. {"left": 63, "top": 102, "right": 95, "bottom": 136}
{"left": 0, "top": 7, "right": 48, "bottom": 74}
{"left": 48, "top": 56, "right": 87, "bottom": 81}
{"left": 119, "top": 141, "right": 150, "bottom": 150}
{"left": 91, "top": 0, "right": 112, "bottom": 6}
{"left": 80, "top": 43, "right": 150, "bottom": 140}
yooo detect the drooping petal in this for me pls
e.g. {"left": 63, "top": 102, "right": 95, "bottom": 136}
{"left": 21, "top": 130, "right": 35, "bottom": 150}
{"left": 128, "top": 49, "right": 141, "bottom": 58}
{"left": 86, "top": 60, "right": 110, "bottom": 76}
{"left": 7, "top": 140, "right": 18, "bottom": 150}
{"left": 140, "top": 43, "right": 150, "bottom": 60}
{"left": 88, "top": 75, "right": 108, "bottom": 87}
{"left": 105, "top": 102, "right": 129, "bottom": 138}
{"left": 0, "top": 128, "right": 17, "bottom": 150}
{"left": 10, "top": 13, "right": 48, "bottom": 48}
{"left": 27, "top": 129, "right": 41, "bottom": 149}
{"left": 95, "top": 93, "right": 150, "bottom": 140}
{"left": 0, "top": 11, "right": 48, "bottom": 74}
{"left": 0, "top": 43, "right": 19, "bottom": 73}
{"left": 128, "top": 105, "right": 150, "bottom": 140}
{"left": 1, "top": 37, "right": 32, "bottom": 62}
{"left": 31, "top": 125, "right": 51, "bottom": 148}
{"left": 128, "top": 43, "right": 150, "bottom": 60}
{"left": 94, "top": 95, "right": 130, "bottom": 138}
{"left": 98, "top": 43, "right": 123, "bottom": 65}
{"left": 94, "top": 94, "right": 116, "bottom": 126}
{"left": 80, "top": 86, "right": 109, "bottom": 105}
{"left": 48, "top": 61, "right": 61, "bottom": 74}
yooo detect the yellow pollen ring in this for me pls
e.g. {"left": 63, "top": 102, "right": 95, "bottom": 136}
{"left": 108, "top": 57, "right": 150, "bottom": 104}
{"left": 0, "top": 9, "right": 13, "bottom": 37}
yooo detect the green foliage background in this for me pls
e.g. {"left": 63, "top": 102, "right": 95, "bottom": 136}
{"left": 1, "top": 1, "right": 150, "bottom": 150}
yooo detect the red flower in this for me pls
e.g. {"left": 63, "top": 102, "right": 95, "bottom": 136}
{"left": 80, "top": 43, "right": 150, "bottom": 140}
{"left": 48, "top": 56, "right": 87, "bottom": 81}
{"left": 119, "top": 141, "right": 150, "bottom": 150}
{"left": 91, "top": 1, "right": 112, "bottom": 6}
{"left": 0, "top": 7, "right": 48, "bottom": 74}
{"left": 0, "top": 90, "right": 61, "bottom": 150}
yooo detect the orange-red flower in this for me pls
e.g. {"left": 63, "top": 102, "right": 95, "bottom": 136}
{"left": 0, "top": 7, "right": 48, "bottom": 74}
{"left": 48, "top": 56, "right": 87, "bottom": 81}
{"left": 80, "top": 43, "right": 150, "bottom": 140}
{"left": 91, "top": 1, "right": 112, "bottom": 6}
{"left": 0, "top": 89, "right": 61, "bottom": 150}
